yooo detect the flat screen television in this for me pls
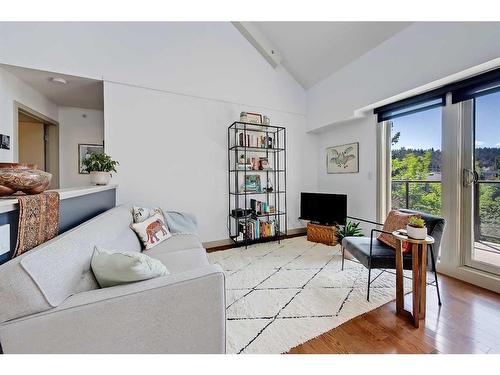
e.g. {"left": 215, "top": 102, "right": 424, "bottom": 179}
{"left": 299, "top": 192, "right": 347, "bottom": 226}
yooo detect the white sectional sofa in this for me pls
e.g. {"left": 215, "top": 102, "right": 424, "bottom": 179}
{"left": 0, "top": 205, "right": 226, "bottom": 354}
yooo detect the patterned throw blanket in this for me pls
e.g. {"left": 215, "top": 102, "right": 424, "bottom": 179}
{"left": 13, "top": 191, "right": 60, "bottom": 258}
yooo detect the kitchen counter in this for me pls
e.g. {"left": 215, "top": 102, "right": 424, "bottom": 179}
{"left": 0, "top": 185, "right": 117, "bottom": 214}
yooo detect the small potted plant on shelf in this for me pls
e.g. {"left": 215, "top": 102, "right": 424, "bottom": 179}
{"left": 407, "top": 216, "right": 427, "bottom": 240}
{"left": 82, "top": 153, "right": 119, "bottom": 186}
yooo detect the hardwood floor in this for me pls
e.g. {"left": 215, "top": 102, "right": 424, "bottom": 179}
{"left": 288, "top": 273, "right": 500, "bottom": 354}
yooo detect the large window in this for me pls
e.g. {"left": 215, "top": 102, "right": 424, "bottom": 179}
{"left": 389, "top": 107, "right": 442, "bottom": 215}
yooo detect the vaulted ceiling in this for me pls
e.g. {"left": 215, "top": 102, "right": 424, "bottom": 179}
{"left": 251, "top": 22, "right": 413, "bottom": 89}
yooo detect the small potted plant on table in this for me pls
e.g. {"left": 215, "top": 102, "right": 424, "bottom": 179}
{"left": 82, "top": 153, "right": 119, "bottom": 186}
{"left": 407, "top": 216, "right": 427, "bottom": 240}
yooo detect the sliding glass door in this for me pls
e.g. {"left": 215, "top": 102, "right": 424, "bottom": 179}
{"left": 389, "top": 107, "right": 443, "bottom": 215}
{"left": 462, "top": 92, "right": 500, "bottom": 276}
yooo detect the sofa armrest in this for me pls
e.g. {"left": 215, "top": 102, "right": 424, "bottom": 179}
{"left": 0, "top": 265, "right": 226, "bottom": 354}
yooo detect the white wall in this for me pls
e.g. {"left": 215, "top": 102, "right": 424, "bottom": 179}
{"left": 105, "top": 82, "right": 316, "bottom": 241}
{"left": 308, "top": 22, "right": 500, "bottom": 223}
{"left": 0, "top": 22, "right": 312, "bottom": 242}
{"left": 0, "top": 22, "right": 305, "bottom": 115}
{"left": 0, "top": 67, "right": 58, "bottom": 162}
{"left": 314, "top": 117, "right": 377, "bottom": 222}
{"left": 58, "top": 107, "right": 104, "bottom": 187}
{"left": 307, "top": 22, "right": 500, "bottom": 131}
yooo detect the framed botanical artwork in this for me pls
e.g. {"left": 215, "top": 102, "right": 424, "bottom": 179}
{"left": 78, "top": 143, "right": 104, "bottom": 174}
{"left": 326, "top": 142, "right": 359, "bottom": 174}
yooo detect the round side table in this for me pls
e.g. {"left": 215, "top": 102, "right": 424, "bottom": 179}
{"left": 392, "top": 230, "right": 434, "bottom": 328}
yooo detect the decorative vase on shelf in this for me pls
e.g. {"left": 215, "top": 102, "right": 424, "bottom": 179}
{"left": 81, "top": 152, "right": 118, "bottom": 186}
{"left": 90, "top": 171, "right": 110, "bottom": 186}
{"left": 0, "top": 163, "right": 52, "bottom": 196}
{"left": 406, "top": 224, "right": 427, "bottom": 240}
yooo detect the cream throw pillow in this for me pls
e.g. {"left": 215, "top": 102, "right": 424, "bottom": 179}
{"left": 91, "top": 247, "right": 169, "bottom": 288}
{"left": 130, "top": 213, "right": 172, "bottom": 249}
{"left": 132, "top": 206, "right": 163, "bottom": 223}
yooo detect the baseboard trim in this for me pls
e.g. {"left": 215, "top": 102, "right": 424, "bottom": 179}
{"left": 204, "top": 227, "right": 307, "bottom": 252}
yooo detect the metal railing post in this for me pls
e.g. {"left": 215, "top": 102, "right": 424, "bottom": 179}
{"left": 405, "top": 180, "right": 409, "bottom": 209}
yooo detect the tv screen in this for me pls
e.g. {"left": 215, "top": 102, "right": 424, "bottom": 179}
{"left": 300, "top": 192, "right": 347, "bottom": 226}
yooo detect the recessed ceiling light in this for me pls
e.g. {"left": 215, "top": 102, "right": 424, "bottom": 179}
{"left": 50, "top": 77, "right": 67, "bottom": 84}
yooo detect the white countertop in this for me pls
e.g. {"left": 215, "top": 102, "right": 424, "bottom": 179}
{"left": 0, "top": 185, "right": 117, "bottom": 214}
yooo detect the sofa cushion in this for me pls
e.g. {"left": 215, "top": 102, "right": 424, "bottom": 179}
{"left": 91, "top": 247, "right": 169, "bottom": 288}
{"left": 132, "top": 206, "right": 163, "bottom": 223}
{"left": 144, "top": 233, "right": 203, "bottom": 257}
{"left": 20, "top": 206, "right": 141, "bottom": 307}
{"left": 0, "top": 258, "right": 51, "bottom": 324}
{"left": 150, "top": 248, "right": 209, "bottom": 274}
{"left": 163, "top": 211, "right": 198, "bottom": 234}
{"left": 130, "top": 213, "right": 172, "bottom": 250}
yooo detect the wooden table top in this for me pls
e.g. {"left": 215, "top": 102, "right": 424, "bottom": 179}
{"left": 392, "top": 230, "right": 435, "bottom": 244}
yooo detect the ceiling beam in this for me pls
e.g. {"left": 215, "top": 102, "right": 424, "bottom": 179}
{"left": 232, "top": 22, "right": 282, "bottom": 68}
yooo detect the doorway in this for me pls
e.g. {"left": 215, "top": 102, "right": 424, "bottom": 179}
{"left": 15, "top": 103, "right": 59, "bottom": 189}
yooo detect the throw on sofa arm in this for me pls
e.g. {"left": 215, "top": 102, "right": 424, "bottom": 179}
{"left": 0, "top": 265, "right": 226, "bottom": 354}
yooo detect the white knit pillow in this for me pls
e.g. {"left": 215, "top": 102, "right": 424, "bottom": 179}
{"left": 91, "top": 247, "right": 169, "bottom": 288}
{"left": 130, "top": 213, "right": 172, "bottom": 249}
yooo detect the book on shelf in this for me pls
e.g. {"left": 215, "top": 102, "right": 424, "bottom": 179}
{"left": 238, "top": 218, "right": 277, "bottom": 240}
{"left": 250, "top": 198, "right": 271, "bottom": 215}
{"left": 241, "top": 175, "right": 261, "bottom": 192}
{"left": 237, "top": 132, "right": 274, "bottom": 149}
{"left": 236, "top": 163, "right": 252, "bottom": 170}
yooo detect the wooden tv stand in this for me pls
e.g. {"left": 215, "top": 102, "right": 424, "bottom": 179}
{"left": 307, "top": 222, "right": 338, "bottom": 246}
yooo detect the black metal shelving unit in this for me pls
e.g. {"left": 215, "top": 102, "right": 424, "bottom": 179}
{"left": 228, "top": 121, "right": 287, "bottom": 247}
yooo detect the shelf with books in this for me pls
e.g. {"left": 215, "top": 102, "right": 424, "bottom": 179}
{"left": 229, "top": 191, "right": 286, "bottom": 195}
{"left": 231, "top": 121, "right": 282, "bottom": 133}
{"left": 230, "top": 211, "right": 286, "bottom": 219}
{"left": 230, "top": 232, "right": 286, "bottom": 246}
{"left": 228, "top": 121, "right": 287, "bottom": 248}
{"left": 229, "top": 146, "right": 284, "bottom": 153}
{"left": 230, "top": 169, "right": 285, "bottom": 172}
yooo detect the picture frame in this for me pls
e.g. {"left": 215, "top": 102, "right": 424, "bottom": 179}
{"left": 326, "top": 142, "right": 359, "bottom": 174}
{"left": 78, "top": 143, "right": 104, "bottom": 174}
{"left": 246, "top": 112, "right": 263, "bottom": 125}
{"left": 0, "top": 134, "right": 10, "bottom": 150}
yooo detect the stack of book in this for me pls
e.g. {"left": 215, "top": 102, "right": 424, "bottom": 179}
{"left": 239, "top": 219, "right": 277, "bottom": 240}
{"left": 238, "top": 133, "right": 274, "bottom": 148}
{"left": 250, "top": 198, "right": 271, "bottom": 215}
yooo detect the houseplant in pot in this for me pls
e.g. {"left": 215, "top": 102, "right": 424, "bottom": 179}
{"left": 337, "top": 220, "right": 363, "bottom": 259}
{"left": 82, "top": 153, "right": 119, "bottom": 186}
{"left": 406, "top": 216, "right": 427, "bottom": 239}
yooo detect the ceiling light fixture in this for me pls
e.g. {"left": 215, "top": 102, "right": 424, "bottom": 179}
{"left": 50, "top": 77, "right": 67, "bottom": 84}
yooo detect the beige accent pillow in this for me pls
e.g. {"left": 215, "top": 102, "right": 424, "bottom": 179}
{"left": 130, "top": 213, "right": 172, "bottom": 250}
{"left": 91, "top": 247, "right": 169, "bottom": 288}
{"left": 132, "top": 206, "right": 163, "bottom": 223}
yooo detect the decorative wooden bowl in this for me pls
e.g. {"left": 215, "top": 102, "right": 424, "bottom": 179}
{"left": 0, "top": 163, "right": 52, "bottom": 196}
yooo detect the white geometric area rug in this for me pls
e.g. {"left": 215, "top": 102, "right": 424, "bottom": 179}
{"left": 208, "top": 236, "right": 413, "bottom": 354}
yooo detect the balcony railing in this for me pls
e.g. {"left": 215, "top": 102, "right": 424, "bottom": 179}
{"left": 391, "top": 179, "right": 442, "bottom": 216}
{"left": 392, "top": 179, "right": 500, "bottom": 243}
